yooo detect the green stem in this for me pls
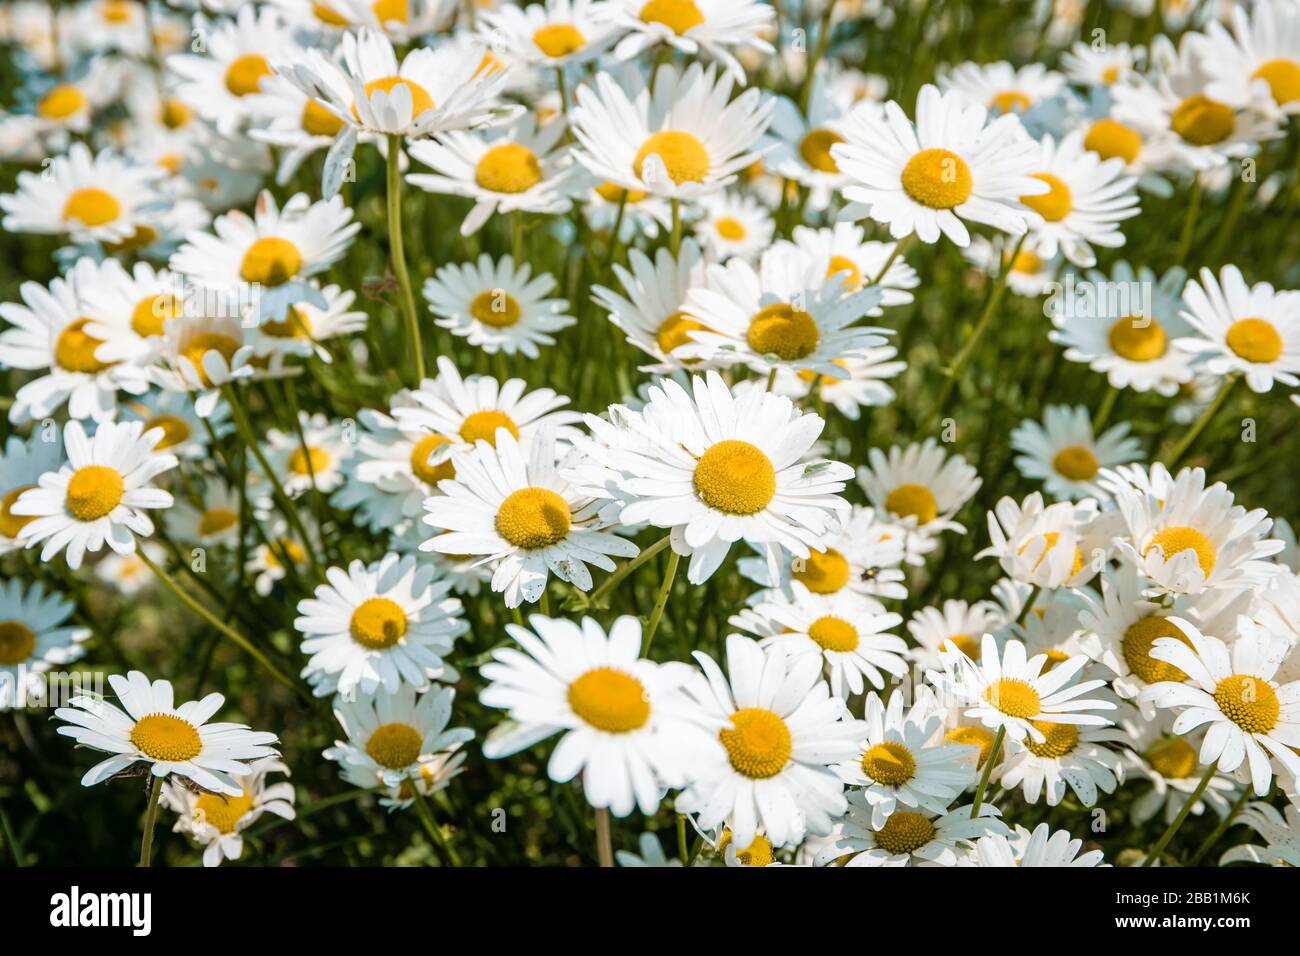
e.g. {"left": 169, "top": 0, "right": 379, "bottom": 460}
{"left": 676, "top": 814, "right": 689, "bottom": 863}
{"left": 868, "top": 235, "right": 912, "bottom": 287}
{"left": 1174, "top": 177, "right": 1203, "bottom": 268}
{"left": 1092, "top": 384, "right": 1120, "bottom": 432}
{"left": 412, "top": 788, "right": 462, "bottom": 867}
{"left": 969, "top": 724, "right": 1005, "bottom": 818}
{"left": 138, "top": 776, "right": 163, "bottom": 868}
{"left": 641, "top": 549, "right": 680, "bottom": 656}
{"left": 1142, "top": 761, "right": 1219, "bottom": 867}
{"left": 1162, "top": 375, "right": 1237, "bottom": 470}
{"left": 594, "top": 806, "right": 614, "bottom": 868}
{"left": 589, "top": 534, "right": 671, "bottom": 604}
{"left": 1015, "top": 584, "right": 1041, "bottom": 627}
{"left": 669, "top": 198, "right": 682, "bottom": 255}
{"left": 1186, "top": 784, "right": 1252, "bottom": 867}
{"left": 386, "top": 134, "right": 425, "bottom": 386}
{"left": 798, "top": 3, "right": 836, "bottom": 115}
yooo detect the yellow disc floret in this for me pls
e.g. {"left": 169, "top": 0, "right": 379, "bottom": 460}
{"left": 366, "top": 722, "right": 422, "bottom": 769}
{"left": 1052, "top": 445, "right": 1099, "bottom": 481}
{"left": 475, "top": 143, "right": 543, "bottom": 194}
{"left": 460, "top": 410, "right": 519, "bottom": 446}
{"left": 533, "top": 23, "right": 586, "bottom": 58}
{"left": 799, "top": 128, "right": 846, "bottom": 173}
{"left": 720, "top": 707, "right": 792, "bottom": 779}
{"left": 639, "top": 0, "right": 704, "bottom": 34}
{"left": 130, "top": 713, "right": 203, "bottom": 762}
{"left": 634, "top": 131, "right": 709, "bottom": 186}
{"left": 872, "top": 810, "right": 936, "bottom": 855}
{"left": 983, "top": 678, "right": 1041, "bottom": 719}
{"left": 885, "top": 483, "right": 938, "bottom": 525}
{"left": 1084, "top": 118, "right": 1142, "bottom": 164}
{"left": 56, "top": 319, "right": 114, "bottom": 373}
{"left": 567, "top": 667, "right": 651, "bottom": 733}
{"left": 1145, "top": 526, "right": 1215, "bottom": 576}
{"left": 1171, "top": 94, "right": 1235, "bottom": 146}
{"left": 62, "top": 188, "right": 121, "bottom": 228}
{"left": 194, "top": 789, "right": 255, "bottom": 834}
{"left": 1252, "top": 59, "right": 1300, "bottom": 106}
{"left": 495, "top": 487, "right": 572, "bottom": 549}
{"left": 0, "top": 620, "right": 36, "bottom": 666}
{"left": 469, "top": 290, "right": 523, "bottom": 328}
{"left": 1224, "top": 317, "right": 1283, "bottom": 364}
{"left": 693, "top": 440, "right": 776, "bottom": 515}
{"left": 861, "top": 740, "right": 916, "bottom": 786}
{"left": 1023, "top": 720, "right": 1079, "bottom": 758}
{"left": 1122, "top": 615, "right": 1194, "bottom": 684}
{"left": 900, "top": 148, "right": 973, "bottom": 209}
{"left": 349, "top": 596, "right": 409, "bottom": 650}
{"left": 1108, "top": 316, "right": 1167, "bottom": 361}
{"left": 1213, "top": 674, "right": 1280, "bottom": 734}
{"left": 1021, "top": 172, "right": 1073, "bottom": 222}
{"left": 808, "top": 615, "right": 860, "bottom": 653}
{"left": 224, "top": 54, "right": 272, "bottom": 97}
{"left": 240, "top": 237, "right": 303, "bottom": 287}
{"left": 65, "top": 465, "right": 125, "bottom": 521}
{"left": 746, "top": 302, "right": 820, "bottom": 361}
{"left": 793, "top": 548, "right": 850, "bottom": 594}
{"left": 409, "top": 433, "right": 455, "bottom": 486}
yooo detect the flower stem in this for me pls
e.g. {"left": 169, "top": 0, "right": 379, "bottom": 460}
{"left": 1092, "top": 384, "right": 1120, "bottom": 431}
{"left": 868, "top": 235, "right": 912, "bottom": 287}
{"left": 1162, "top": 375, "right": 1237, "bottom": 470}
{"left": 1174, "top": 177, "right": 1203, "bottom": 268}
{"left": 1186, "top": 783, "right": 1252, "bottom": 867}
{"left": 1014, "top": 584, "right": 1040, "bottom": 627}
{"left": 1142, "top": 760, "right": 1219, "bottom": 866}
{"left": 138, "top": 776, "right": 163, "bottom": 868}
{"left": 589, "top": 534, "right": 670, "bottom": 604}
{"left": 594, "top": 806, "right": 614, "bottom": 867}
{"left": 969, "top": 724, "right": 1005, "bottom": 818}
{"left": 642, "top": 548, "right": 680, "bottom": 656}
{"left": 797, "top": 3, "right": 836, "bottom": 115}
{"left": 386, "top": 133, "right": 425, "bottom": 386}
{"left": 669, "top": 198, "right": 682, "bottom": 255}
{"left": 412, "top": 788, "right": 462, "bottom": 867}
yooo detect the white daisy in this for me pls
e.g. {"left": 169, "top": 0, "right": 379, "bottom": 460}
{"left": 966, "top": 822, "right": 1105, "bottom": 867}
{"left": 979, "top": 492, "right": 1101, "bottom": 589}
{"left": 1010, "top": 404, "right": 1143, "bottom": 500}
{"left": 480, "top": 614, "right": 722, "bottom": 816}
{"left": 996, "top": 713, "right": 1126, "bottom": 807}
{"left": 162, "top": 756, "right": 295, "bottom": 867}
{"left": 772, "top": 347, "right": 907, "bottom": 419}
{"left": 95, "top": 542, "right": 166, "bottom": 598}
{"left": 246, "top": 284, "right": 369, "bottom": 363}
{"left": 907, "top": 599, "right": 1007, "bottom": 670}
{"left": 0, "top": 431, "right": 64, "bottom": 556}
{"left": 857, "top": 439, "right": 981, "bottom": 538}
{"left": 479, "top": 0, "right": 621, "bottom": 68}
{"left": 939, "top": 60, "right": 1066, "bottom": 116}
{"left": 166, "top": 476, "right": 243, "bottom": 549}
{"left": 54, "top": 670, "right": 279, "bottom": 793}
{"left": 964, "top": 234, "right": 1059, "bottom": 297}
{"left": 152, "top": 312, "right": 257, "bottom": 419}
{"left": 814, "top": 794, "right": 1006, "bottom": 867}
{"left": 0, "top": 578, "right": 90, "bottom": 694}
{"left": 760, "top": 80, "right": 858, "bottom": 209}
{"left": 121, "top": 388, "right": 232, "bottom": 465}
{"left": 264, "top": 412, "right": 354, "bottom": 498}
{"left": 788, "top": 223, "right": 920, "bottom": 307}
{"left": 1200, "top": 0, "right": 1300, "bottom": 116}
{"left": 1060, "top": 40, "right": 1143, "bottom": 88}
{"left": 693, "top": 191, "right": 773, "bottom": 261}
{"left": 1220, "top": 802, "right": 1300, "bottom": 866}
{"left": 607, "top": 0, "right": 774, "bottom": 83}
{"left": 1122, "top": 712, "right": 1239, "bottom": 825}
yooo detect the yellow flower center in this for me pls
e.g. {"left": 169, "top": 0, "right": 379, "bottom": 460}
{"left": 475, "top": 143, "right": 543, "bottom": 194}
{"left": 533, "top": 22, "right": 586, "bottom": 58}
{"left": 354, "top": 76, "right": 435, "bottom": 119}
{"left": 1022, "top": 172, "right": 1072, "bottom": 222}
{"left": 1084, "top": 118, "right": 1142, "bottom": 164}
{"left": 469, "top": 290, "right": 523, "bottom": 328}
{"left": 261, "top": 307, "right": 314, "bottom": 339}
{"left": 130, "top": 713, "right": 203, "bottom": 761}
{"left": 37, "top": 84, "right": 87, "bottom": 119}
{"left": 746, "top": 302, "right": 820, "bottom": 361}
{"left": 946, "top": 725, "right": 997, "bottom": 767}
{"left": 460, "top": 410, "right": 519, "bottom": 446}
{"left": 567, "top": 667, "right": 651, "bottom": 733}
{"left": 349, "top": 596, "right": 409, "bottom": 649}
{"left": 1108, "top": 316, "right": 1167, "bottom": 361}
{"left": 861, "top": 740, "right": 916, "bottom": 786}
{"left": 990, "top": 89, "right": 1031, "bottom": 113}
{"left": 1171, "top": 94, "right": 1235, "bottom": 146}
{"left": 65, "top": 465, "right": 125, "bottom": 521}
{"left": 873, "top": 810, "right": 937, "bottom": 855}
{"left": 224, "top": 53, "right": 272, "bottom": 97}
{"left": 885, "top": 482, "right": 938, "bottom": 524}
{"left": 265, "top": 538, "right": 306, "bottom": 569}
{"left": 826, "top": 255, "right": 863, "bottom": 290}
{"left": 301, "top": 99, "right": 345, "bottom": 137}
{"left": 1102, "top": 65, "right": 1122, "bottom": 84}
{"left": 193, "top": 789, "right": 255, "bottom": 834}
{"left": 131, "top": 293, "right": 181, "bottom": 337}
{"left": 366, "top": 722, "right": 423, "bottom": 769}
{"left": 1122, "top": 615, "right": 1193, "bottom": 684}
{"left": 495, "top": 487, "right": 572, "bottom": 549}
{"left": 198, "top": 507, "right": 238, "bottom": 538}
{"left": 289, "top": 446, "right": 330, "bottom": 476}
{"left": 371, "top": 0, "right": 408, "bottom": 22}
{"left": 55, "top": 318, "right": 113, "bottom": 373}
{"left": 1225, "top": 317, "right": 1283, "bottom": 364}
{"left": 62, "top": 187, "right": 121, "bottom": 227}
{"left": 799, "top": 128, "right": 845, "bottom": 173}
{"left": 900, "top": 148, "right": 973, "bottom": 209}
{"left": 1052, "top": 444, "right": 1098, "bottom": 481}
{"left": 102, "top": 1, "right": 134, "bottom": 24}
{"left": 1213, "top": 674, "right": 1280, "bottom": 734}
{"left": 720, "top": 830, "right": 774, "bottom": 866}
{"left": 693, "top": 440, "right": 776, "bottom": 515}
{"left": 1251, "top": 58, "right": 1300, "bottom": 105}
{"left": 0, "top": 486, "right": 36, "bottom": 539}
{"left": 312, "top": 2, "right": 350, "bottom": 25}
{"left": 807, "top": 615, "right": 859, "bottom": 653}
{"left": 0, "top": 620, "right": 36, "bottom": 666}
{"left": 634, "top": 131, "right": 710, "bottom": 186}
{"left": 240, "top": 237, "right": 303, "bottom": 287}
{"left": 161, "top": 97, "right": 192, "bottom": 129}
{"left": 983, "top": 678, "right": 1041, "bottom": 719}
{"left": 1145, "top": 526, "right": 1215, "bottom": 576}
{"left": 1023, "top": 720, "right": 1079, "bottom": 758}
{"left": 595, "top": 181, "right": 648, "bottom": 204}
{"left": 143, "top": 414, "right": 191, "bottom": 450}
{"left": 1146, "top": 736, "right": 1198, "bottom": 780}
{"left": 639, "top": 0, "right": 704, "bottom": 34}
{"left": 655, "top": 311, "right": 707, "bottom": 357}
{"left": 409, "top": 433, "right": 455, "bottom": 486}
{"left": 940, "top": 633, "right": 981, "bottom": 660}
{"left": 793, "top": 548, "right": 849, "bottom": 594}
{"left": 715, "top": 216, "right": 747, "bottom": 240}
{"left": 720, "top": 707, "right": 792, "bottom": 779}
{"left": 105, "top": 225, "right": 161, "bottom": 255}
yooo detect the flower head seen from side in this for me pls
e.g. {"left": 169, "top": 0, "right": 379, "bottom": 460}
{"left": 162, "top": 756, "right": 295, "bottom": 867}
{"left": 295, "top": 553, "right": 467, "bottom": 699}
{"left": 996, "top": 709, "right": 1127, "bottom": 808}
{"left": 12, "top": 420, "right": 177, "bottom": 571}
{"left": 675, "top": 634, "right": 862, "bottom": 849}
{"left": 608, "top": 0, "right": 775, "bottom": 84}
{"left": 939, "top": 60, "right": 1066, "bottom": 117}
{"left": 480, "top": 614, "right": 722, "bottom": 817}
{"left": 979, "top": 492, "right": 1098, "bottom": 589}
{"left": 1140, "top": 616, "right": 1300, "bottom": 796}
{"left": 1010, "top": 404, "right": 1143, "bottom": 500}
{"left": 967, "top": 822, "right": 1105, "bottom": 867}
{"left": 814, "top": 792, "right": 1006, "bottom": 867}
{"left": 55, "top": 670, "right": 279, "bottom": 793}
{"left": 833, "top": 83, "right": 1047, "bottom": 246}
{"left": 422, "top": 428, "right": 636, "bottom": 608}
{"left": 1219, "top": 802, "right": 1300, "bottom": 867}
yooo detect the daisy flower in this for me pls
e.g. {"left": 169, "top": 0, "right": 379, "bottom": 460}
{"left": 929, "top": 635, "right": 1116, "bottom": 746}
{"left": 607, "top": 0, "right": 775, "bottom": 84}
{"left": 12, "top": 420, "right": 177, "bottom": 571}
{"left": 247, "top": 284, "right": 368, "bottom": 363}
{"left": 570, "top": 62, "right": 773, "bottom": 201}
{"left": 0, "top": 431, "right": 63, "bottom": 556}
{"left": 833, "top": 83, "right": 1047, "bottom": 246}
{"left": 1176, "top": 264, "right": 1300, "bottom": 393}
{"left": 964, "top": 233, "right": 1058, "bottom": 296}
{"left": 54, "top": 670, "right": 279, "bottom": 793}
{"left": 0, "top": 579, "right": 90, "bottom": 693}
{"left": 1140, "top": 616, "right": 1300, "bottom": 796}
{"left": 857, "top": 439, "right": 981, "bottom": 538}
{"left": 1110, "top": 465, "right": 1283, "bottom": 595}
{"left": 324, "top": 683, "right": 472, "bottom": 789}
{"left": 121, "top": 388, "right": 231, "bottom": 463}
{"left": 423, "top": 428, "right": 636, "bottom": 608}
{"left": 1200, "top": 0, "right": 1300, "bottom": 116}
{"left": 979, "top": 492, "right": 1101, "bottom": 589}
{"left": 479, "top": 0, "right": 621, "bottom": 68}
{"left": 907, "top": 599, "right": 1007, "bottom": 669}
{"left": 772, "top": 347, "right": 908, "bottom": 420}
{"left": 740, "top": 583, "right": 908, "bottom": 699}
{"left": 295, "top": 553, "right": 467, "bottom": 698}
{"left": 760, "top": 80, "right": 858, "bottom": 209}
{"left": 422, "top": 254, "right": 574, "bottom": 358}
{"left": 1060, "top": 40, "right": 1142, "bottom": 88}
{"left": 574, "top": 371, "right": 854, "bottom": 585}
{"left": 676, "top": 244, "right": 889, "bottom": 380}
{"left": 788, "top": 223, "right": 920, "bottom": 306}
{"left": 166, "top": 476, "right": 243, "bottom": 549}
{"left": 675, "top": 634, "right": 862, "bottom": 849}
{"left": 693, "top": 191, "right": 773, "bottom": 261}
{"left": 1020, "top": 130, "right": 1140, "bottom": 267}
{"left": 996, "top": 713, "right": 1126, "bottom": 807}
{"left": 814, "top": 793, "right": 1006, "bottom": 867}
{"left": 1121, "top": 713, "right": 1239, "bottom": 825}
{"left": 1010, "top": 404, "right": 1143, "bottom": 500}
{"left": 0, "top": 142, "right": 167, "bottom": 246}
{"left": 152, "top": 312, "right": 257, "bottom": 418}
{"left": 73, "top": 259, "right": 182, "bottom": 367}
{"left": 1048, "top": 261, "right": 1196, "bottom": 396}
{"left": 341, "top": 739, "right": 470, "bottom": 812}
{"left": 264, "top": 412, "right": 354, "bottom": 498}
{"left": 162, "top": 756, "right": 295, "bottom": 867}
{"left": 480, "top": 614, "right": 722, "bottom": 816}
{"left": 247, "top": 62, "right": 354, "bottom": 185}
{"left": 0, "top": 259, "right": 151, "bottom": 425}
{"left": 95, "top": 542, "right": 166, "bottom": 597}
{"left": 966, "top": 823, "right": 1104, "bottom": 867}
{"left": 831, "top": 691, "right": 978, "bottom": 827}
{"left": 939, "top": 60, "right": 1066, "bottom": 116}
{"left": 169, "top": 190, "right": 359, "bottom": 322}
{"left": 1220, "top": 802, "right": 1300, "bottom": 866}
{"left": 246, "top": 518, "right": 317, "bottom": 597}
